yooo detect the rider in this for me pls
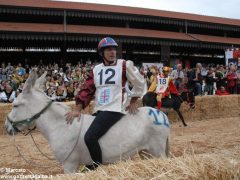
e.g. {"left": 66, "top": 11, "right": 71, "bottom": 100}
{"left": 148, "top": 66, "right": 179, "bottom": 110}
{"left": 66, "top": 37, "right": 145, "bottom": 168}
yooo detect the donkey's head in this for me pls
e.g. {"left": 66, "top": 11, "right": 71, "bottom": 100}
{"left": 5, "top": 69, "right": 50, "bottom": 135}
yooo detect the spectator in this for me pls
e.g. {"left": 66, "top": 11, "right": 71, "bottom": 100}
{"left": 6, "top": 62, "right": 14, "bottom": 80}
{"left": 46, "top": 87, "right": 57, "bottom": 101}
{"left": 178, "top": 77, "right": 189, "bottom": 94}
{"left": 12, "top": 70, "right": 24, "bottom": 90}
{"left": 66, "top": 82, "right": 75, "bottom": 101}
{"left": 205, "top": 67, "right": 216, "bottom": 95}
{"left": 188, "top": 63, "right": 204, "bottom": 96}
{"left": 215, "top": 86, "right": 230, "bottom": 96}
{"left": 16, "top": 63, "right": 26, "bottom": 76}
{"left": 226, "top": 65, "right": 238, "bottom": 94}
{"left": 0, "top": 84, "right": 16, "bottom": 103}
{"left": 0, "top": 63, "right": 7, "bottom": 81}
{"left": 172, "top": 64, "right": 184, "bottom": 90}
{"left": 215, "top": 65, "right": 226, "bottom": 89}
{"left": 55, "top": 86, "right": 67, "bottom": 102}
{"left": 0, "top": 81, "right": 5, "bottom": 92}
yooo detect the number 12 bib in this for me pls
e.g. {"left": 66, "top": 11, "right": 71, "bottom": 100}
{"left": 93, "top": 60, "right": 123, "bottom": 113}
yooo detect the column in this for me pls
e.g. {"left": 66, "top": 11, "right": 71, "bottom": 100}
{"left": 161, "top": 45, "right": 170, "bottom": 65}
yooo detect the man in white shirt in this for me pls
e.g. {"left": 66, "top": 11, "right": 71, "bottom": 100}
{"left": 172, "top": 64, "right": 184, "bottom": 90}
{"left": 0, "top": 84, "right": 16, "bottom": 103}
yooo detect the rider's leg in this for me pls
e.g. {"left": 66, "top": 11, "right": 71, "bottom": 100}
{"left": 84, "top": 111, "right": 124, "bottom": 166}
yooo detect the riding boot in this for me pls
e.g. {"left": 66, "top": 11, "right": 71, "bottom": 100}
{"left": 85, "top": 164, "right": 97, "bottom": 171}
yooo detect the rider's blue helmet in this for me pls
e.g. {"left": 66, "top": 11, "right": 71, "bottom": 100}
{"left": 98, "top": 37, "right": 118, "bottom": 56}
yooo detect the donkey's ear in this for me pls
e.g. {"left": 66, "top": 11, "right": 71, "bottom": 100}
{"left": 22, "top": 68, "right": 38, "bottom": 94}
{"left": 34, "top": 71, "right": 47, "bottom": 91}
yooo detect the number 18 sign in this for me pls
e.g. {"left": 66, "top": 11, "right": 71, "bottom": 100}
{"left": 156, "top": 77, "right": 169, "bottom": 93}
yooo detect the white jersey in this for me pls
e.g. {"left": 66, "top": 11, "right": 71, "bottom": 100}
{"left": 93, "top": 60, "right": 124, "bottom": 113}
{"left": 156, "top": 75, "right": 170, "bottom": 93}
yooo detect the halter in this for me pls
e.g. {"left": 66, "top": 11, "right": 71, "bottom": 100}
{"left": 7, "top": 101, "right": 53, "bottom": 131}
{"left": 7, "top": 100, "right": 83, "bottom": 170}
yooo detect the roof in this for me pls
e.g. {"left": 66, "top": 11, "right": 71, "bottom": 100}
{"left": 0, "top": 0, "right": 240, "bottom": 26}
{"left": 1, "top": 22, "right": 239, "bottom": 45}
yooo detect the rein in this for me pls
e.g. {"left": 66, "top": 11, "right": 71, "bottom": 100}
{"left": 29, "top": 114, "right": 84, "bottom": 164}
{"left": 8, "top": 101, "right": 84, "bottom": 169}
{"left": 11, "top": 129, "right": 61, "bottom": 168}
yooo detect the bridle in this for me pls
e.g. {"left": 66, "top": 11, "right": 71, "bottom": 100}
{"left": 7, "top": 101, "right": 53, "bottom": 134}
{"left": 6, "top": 100, "right": 83, "bottom": 170}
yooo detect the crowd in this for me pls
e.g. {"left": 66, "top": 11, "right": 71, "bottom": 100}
{"left": 0, "top": 61, "right": 240, "bottom": 103}
{"left": 0, "top": 62, "right": 93, "bottom": 103}
{"left": 141, "top": 63, "right": 240, "bottom": 96}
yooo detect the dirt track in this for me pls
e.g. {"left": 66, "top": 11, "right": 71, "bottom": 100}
{"left": 0, "top": 117, "right": 239, "bottom": 176}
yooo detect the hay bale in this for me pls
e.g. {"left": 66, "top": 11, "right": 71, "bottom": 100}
{"left": 218, "top": 95, "right": 239, "bottom": 118}
{"left": 184, "top": 96, "right": 203, "bottom": 121}
{"left": 199, "top": 96, "right": 219, "bottom": 120}
{"left": 0, "top": 103, "right": 12, "bottom": 134}
{"left": 1, "top": 95, "right": 239, "bottom": 132}
{"left": 54, "top": 148, "right": 240, "bottom": 180}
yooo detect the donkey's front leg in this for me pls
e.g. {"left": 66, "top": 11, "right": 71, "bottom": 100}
{"left": 63, "top": 160, "right": 80, "bottom": 174}
{"left": 176, "top": 110, "right": 187, "bottom": 127}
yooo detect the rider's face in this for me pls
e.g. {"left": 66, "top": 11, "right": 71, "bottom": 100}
{"left": 103, "top": 47, "right": 117, "bottom": 62}
{"left": 163, "top": 71, "right": 169, "bottom": 76}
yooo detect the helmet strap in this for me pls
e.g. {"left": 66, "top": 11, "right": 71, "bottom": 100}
{"left": 103, "top": 56, "right": 116, "bottom": 65}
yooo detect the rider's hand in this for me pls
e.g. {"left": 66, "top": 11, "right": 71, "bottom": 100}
{"left": 65, "top": 110, "right": 81, "bottom": 124}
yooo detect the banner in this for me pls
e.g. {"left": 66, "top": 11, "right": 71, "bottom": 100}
{"left": 225, "top": 50, "right": 233, "bottom": 66}
{"left": 225, "top": 48, "right": 240, "bottom": 67}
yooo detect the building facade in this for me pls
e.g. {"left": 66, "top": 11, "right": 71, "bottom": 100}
{"left": 0, "top": 0, "right": 240, "bottom": 67}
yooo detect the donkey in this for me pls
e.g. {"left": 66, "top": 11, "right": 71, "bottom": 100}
{"left": 5, "top": 70, "right": 170, "bottom": 173}
{"left": 142, "top": 91, "right": 195, "bottom": 127}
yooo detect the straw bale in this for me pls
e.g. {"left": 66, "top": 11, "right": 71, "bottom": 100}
{"left": 0, "top": 96, "right": 239, "bottom": 132}
{"left": 218, "top": 95, "right": 239, "bottom": 118}
{"left": 54, "top": 149, "right": 240, "bottom": 180}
